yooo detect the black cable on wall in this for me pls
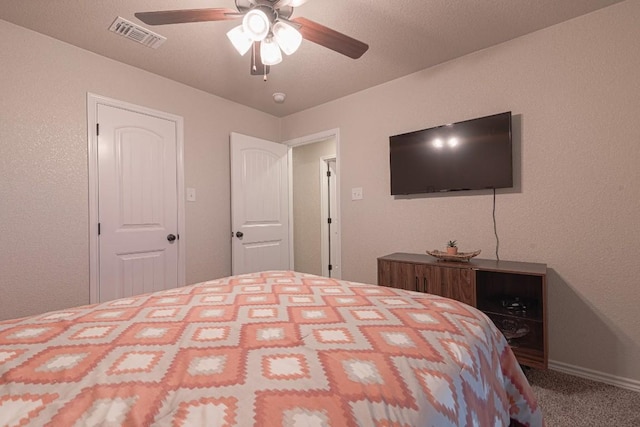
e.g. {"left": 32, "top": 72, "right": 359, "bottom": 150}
{"left": 492, "top": 188, "right": 500, "bottom": 261}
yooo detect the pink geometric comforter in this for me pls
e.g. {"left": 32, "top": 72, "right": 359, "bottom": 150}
{"left": 0, "top": 271, "right": 543, "bottom": 426}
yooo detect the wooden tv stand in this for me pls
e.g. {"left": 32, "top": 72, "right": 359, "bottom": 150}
{"left": 377, "top": 252, "right": 547, "bottom": 369}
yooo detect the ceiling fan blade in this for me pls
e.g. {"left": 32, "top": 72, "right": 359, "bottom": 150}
{"left": 291, "top": 17, "right": 368, "bottom": 59}
{"left": 135, "top": 8, "right": 239, "bottom": 26}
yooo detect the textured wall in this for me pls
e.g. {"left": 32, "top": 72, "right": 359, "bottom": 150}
{"left": 0, "top": 20, "right": 279, "bottom": 320}
{"left": 292, "top": 138, "right": 336, "bottom": 275}
{"left": 281, "top": 1, "right": 640, "bottom": 382}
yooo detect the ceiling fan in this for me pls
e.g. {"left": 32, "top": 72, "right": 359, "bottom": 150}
{"left": 135, "top": 0, "right": 369, "bottom": 79}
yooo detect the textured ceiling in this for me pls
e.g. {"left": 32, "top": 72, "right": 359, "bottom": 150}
{"left": 0, "top": 0, "right": 623, "bottom": 117}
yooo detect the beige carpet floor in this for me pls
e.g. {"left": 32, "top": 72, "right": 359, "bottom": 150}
{"left": 525, "top": 368, "right": 640, "bottom": 426}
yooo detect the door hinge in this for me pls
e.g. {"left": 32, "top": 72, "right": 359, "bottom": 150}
{"left": 327, "top": 217, "right": 332, "bottom": 224}
{"left": 328, "top": 264, "right": 333, "bottom": 271}
{"left": 98, "top": 223, "right": 101, "bottom": 235}
{"left": 326, "top": 170, "right": 331, "bottom": 177}
{"left": 96, "top": 123, "right": 99, "bottom": 136}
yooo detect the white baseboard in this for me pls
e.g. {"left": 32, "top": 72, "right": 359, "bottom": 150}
{"left": 549, "top": 360, "right": 640, "bottom": 393}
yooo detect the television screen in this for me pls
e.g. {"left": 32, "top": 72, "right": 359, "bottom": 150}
{"left": 389, "top": 111, "right": 513, "bottom": 195}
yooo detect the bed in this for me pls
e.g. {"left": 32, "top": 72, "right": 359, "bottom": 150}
{"left": 0, "top": 271, "right": 543, "bottom": 426}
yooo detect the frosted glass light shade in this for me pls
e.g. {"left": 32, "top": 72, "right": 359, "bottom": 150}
{"left": 272, "top": 21, "right": 302, "bottom": 55}
{"left": 260, "top": 38, "right": 282, "bottom": 65}
{"left": 226, "top": 25, "right": 253, "bottom": 55}
{"left": 278, "top": 0, "right": 308, "bottom": 6}
{"left": 242, "top": 9, "right": 270, "bottom": 41}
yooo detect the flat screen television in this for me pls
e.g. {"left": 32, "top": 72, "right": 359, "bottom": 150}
{"left": 389, "top": 111, "right": 513, "bottom": 195}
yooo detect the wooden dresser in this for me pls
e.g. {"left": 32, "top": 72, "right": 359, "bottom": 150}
{"left": 378, "top": 252, "right": 547, "bottom": 369}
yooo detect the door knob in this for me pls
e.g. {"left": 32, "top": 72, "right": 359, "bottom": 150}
{"left": 167, "top": 234, "right": 177, "bottom": 242}
{"left": 235, "top": 231, "right": 244, "bottom": 238}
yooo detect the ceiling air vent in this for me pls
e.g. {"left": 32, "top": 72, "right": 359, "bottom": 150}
{"left": 109, "top": 17, "right": 166, "bottom": 49}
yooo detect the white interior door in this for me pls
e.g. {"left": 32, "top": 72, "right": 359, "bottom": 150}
{"left": 97, "top": 104, "right": 180, "bottom": 302}
{"left": 321, "top": 157, "right": 341, "bottom": 278}
{"left": 230, "top": 132, "right": 290, "bottom": 275}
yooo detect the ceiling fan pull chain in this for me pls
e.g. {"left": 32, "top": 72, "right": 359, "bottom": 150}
{"left": 263, "top": 65, "right": 268, "bottom": 81}
{"left": 252, "top": 43, "right": 257, "bottom": 72}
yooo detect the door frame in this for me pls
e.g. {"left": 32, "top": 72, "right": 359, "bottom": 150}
{"left": 285, "top": 128, "right": 341, "bottom": 279}
{"left": 87, "top": 93, "right": 186, "bottom": 303}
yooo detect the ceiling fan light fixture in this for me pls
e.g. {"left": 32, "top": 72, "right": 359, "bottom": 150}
{"left": 260, "top": 37, "right": 283, "bottom": 66}
{"left": 242, "top": 9, "right": 270, "bottom": 41}
{"left": 272, "top": 21, "right": 302, "bottom": 55}
{"left": 226, "top": 25, "right": 253, "bottom": 55}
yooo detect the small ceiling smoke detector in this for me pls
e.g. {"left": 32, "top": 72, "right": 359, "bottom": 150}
{"left": 273, "top": 92, "right": 286, "bottom": 103}
{"left": 109, "top": 17, "right": 166, "bottom": 49}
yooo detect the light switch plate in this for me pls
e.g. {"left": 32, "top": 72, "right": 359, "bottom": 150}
{"left": 351, "top": 187, "right": 363, "bottom": 200}
{"left": 186, "top": 187, "right": 196, "bottom": 202}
